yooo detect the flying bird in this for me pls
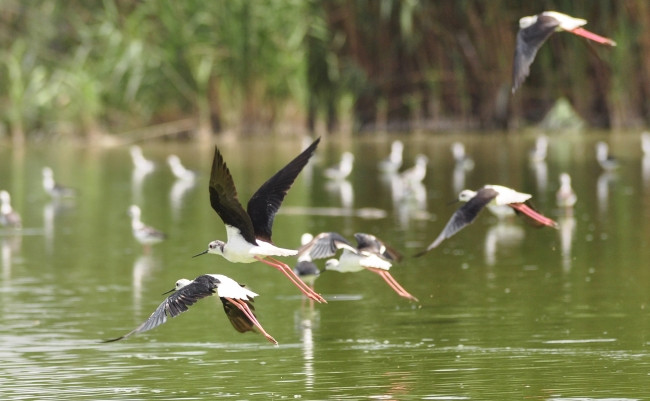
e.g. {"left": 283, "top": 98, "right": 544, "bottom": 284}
{"left": 103, "top": 274, "right": 277, "bottom": 344}
{"left": 512, "top": 11, "right": 616, "bottom": 93}
{"left": 193, "top": 138, "right": 325, "bottom": 303}
{"left": 298, "top": 232, "right": 418, "bottom": 302}
{"left": 417, "top": 185, "right": 558, "bottom": 255}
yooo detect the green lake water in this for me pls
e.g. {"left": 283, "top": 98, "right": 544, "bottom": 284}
{"left": 0, "top": 132, "right": 649, "bottom": 400}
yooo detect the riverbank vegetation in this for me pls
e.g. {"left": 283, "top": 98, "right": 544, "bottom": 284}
{"left": 1, "top": 1, "right": 648, "bottom": 144}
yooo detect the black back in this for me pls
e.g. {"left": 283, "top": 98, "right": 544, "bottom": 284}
{"left": 209, "top": 146, "right": 258, "bottom": 244}
{"left": 354, "top": 233, "right": 402, "bottom": 262}
{"left": 297, "top": 231, "right": 353, "bottom": 260}
{"left": 103, "top": 275, "right": 220, "bottom": 342}
{"left": 417, "top": 187, "right": 499, "bottom": 256}
{"left": 512, "top": 14, "right": 560, "bottom": 93}
{"left": 247, "top": 137, "right": 320, "bottom": 242}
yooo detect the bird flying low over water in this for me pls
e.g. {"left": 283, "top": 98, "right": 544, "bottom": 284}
{"left": 103, "top": 274, "right": 277, "bottom": 344}
{"left": 298, "top": 232, "right": 418, "bottom": 302}
{"left": 512, "top": 11, "right": 616, "bottom": 93}
{"left": 193, "top": 138, "right": 326, "bottom": 303}
{"left": 417, "top": 185, "right": 558, "bottom": 256}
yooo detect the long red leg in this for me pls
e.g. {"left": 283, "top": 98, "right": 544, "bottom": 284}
{"left": 370, "top": 268, "right": 419, "bottom": 302}
{"left": 256, "top": 256, "right": 327, "bottom": 303}
{"left": 509, "top": 203, "right": 558, "bottom": 228}
{"left": 570, "top": 27, "right": 616, "bottom": 46}
{"left": 226, "top": 297, "right": 278, "bottom": 345}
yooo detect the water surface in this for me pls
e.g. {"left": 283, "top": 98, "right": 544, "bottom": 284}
{"left": 0, "top": 133, "right": 649, "bottom": 400}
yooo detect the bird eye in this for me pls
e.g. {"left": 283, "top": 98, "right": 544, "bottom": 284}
{"left": 209, "top": 243, "right": 216, "bottom": 249}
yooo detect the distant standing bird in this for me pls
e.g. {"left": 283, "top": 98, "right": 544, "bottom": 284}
{"left": 42, "top": 167, "right": 76, "bottom": 198}
{"left": 529, "top": 136, "right": 549, "bottom": 163}
{"left": 641, "top": 132, "right": 650, "bottom": 157}
{"left": 378, "top": 140, "right": 404, "bottom": 173}
{"left": 128, "top": 205, "right": 166, "bottom": 250}
{"left": 400, "top": 154, "right": 429, "bottom": 185}
{"left": 417, "top": 185, "right": 558, "bottom": 255}
{"left": 512, "top": 11, "right": 617, "bottom": 93}
{"left": 595, "top": 141, "right": 619, "bottom": 171}
{"left": 556, "top": 173, "right": 577, "bottom": 209}
{"left": 103, "top": 274, "right": 277, "bottom": 344}
{"left": 0, "top": 190, "right": 21, "bottom": 228}
{"left": 193, "top": 138, "right": 325, "bottom": 303}
{"left": 129, "top": 145, "right": 156, "bottom": 174}
{"left": 167, "top": 154, "right": 199, "bottom": 181}
{"left": 451, "top": 142, "right": 474, "bottom": 170}
{"left": 324, "top": 152, "right": 354, "bottom": 180}
{"left": 298, "top": 232, "right": 418, "bottom": 302}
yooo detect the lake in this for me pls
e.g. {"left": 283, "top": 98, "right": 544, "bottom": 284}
{"left": 0, "top": 132, "right": 649, "bottom": 400}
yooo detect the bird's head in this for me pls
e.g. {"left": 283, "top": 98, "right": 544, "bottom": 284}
{"left": 458, "top": 189, "right": 476, "bottom": 202}
{"left": 324, "top": 258, "right": 341, "bottom": 271}
{"left": 192, "top": 240, "right": 225, "bottom": 257}
{"left": 163, "top": 278, "right": 191, "bottom": 295}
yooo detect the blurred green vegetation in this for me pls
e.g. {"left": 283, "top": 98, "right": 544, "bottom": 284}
{"left": 0, "top": 0, "right": 647, "bottom": 143}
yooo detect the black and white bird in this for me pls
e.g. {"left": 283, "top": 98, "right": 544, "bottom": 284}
{"left": 529, "top": 136, "right": 549, "bottom": 163}
{"left": 417, "top": 185, "right": 558, "bottom": 255}
{"left": 103, "top": 274, "right": 277, "bottom": 344}
{"left": 129, "top": 145, "right": 156, "bottom": 174}
{"left": 42, "top": 167, "right": 76, "bottom": 198}
{"left": 556, "top": 173, "right": 578, "bottom": 209}
{"left": 193, "top": 138, "right": 325, "bottom": 303}
{"left": 128, "top": 205, "right": 166, "bottom": 249}
{"left": 595, "top": 141, "right": 619, "bottom": 171}
{"left": 400, "top": 154, "right": 429, "bottom": 185}
{"left": 0, "top": 190, "right": 21, "bottom": 228}
{"left": 298, "top": 232, "right": 418, "bottom": 302}
{"left": 512, "top": 11, "right": 616, "bottom": 93}
{"left": 167, "top": 154, "right": 199, "bottom": 181}
{"left": 378, "top": 140, "right": 404, "bottom": 174}
{"left": 324, "top": 152, "right": 354, "bottom": 180}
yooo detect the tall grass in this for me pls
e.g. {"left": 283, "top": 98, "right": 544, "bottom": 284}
{"left": 0, "top": 1, "right": 647, "bottom": 143}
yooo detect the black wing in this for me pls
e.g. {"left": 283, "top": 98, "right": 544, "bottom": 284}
{"left": 209, "top": 145, "right": 257, "bottom": 244}
{"left": 512, "top": 14, "right": 560, "bottom": 93}
{"left": 220, "top": 297, "right": 256, "bottom": 333}
{"left": 297, "top": 231, "right": 354, "bottom": 260}
{"left": 354, "top": 233, "right": 402, "bottom": 262}
{"left": 103, "top": 276, "right": 219, "bottom": 342}
{"left": 247, "top": 138, "right": 320, "bottom": 242}
{"left": 416, "top": 187, "right": 498, "bottom": 256}
{"left": 293, "top": 260, "right": 321, "bottom": 277}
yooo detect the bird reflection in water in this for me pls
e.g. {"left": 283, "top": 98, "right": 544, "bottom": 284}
{"left": 132, "top": 254, "right": 160, "bottom": 314}
{"left": 1, "top": 234, "right": 22, "bottom": 282}
{"left": 325, "top": 178, "right": 354, "bottom": 210}
{"left": 169, "top": 176, "right": 197, "bottom": 220}
{"left": 484, "top": 222, "right": 525, "bottom": 266}
{"left": 294, "top": 306, "right": 320, "bottom": 392}
{"left": 556, "top": 173, "right": 577, "bottom": 271}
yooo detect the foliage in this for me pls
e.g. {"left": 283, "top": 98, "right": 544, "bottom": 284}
{"left": 0, "top": 0, "right": 647, "bottom": 141}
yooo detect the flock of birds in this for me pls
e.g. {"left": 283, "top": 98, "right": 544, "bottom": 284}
{"left": 0, "top": 11, "right": 626, "bottom": 345}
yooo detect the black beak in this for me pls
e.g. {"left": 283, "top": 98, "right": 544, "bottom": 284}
{"left": 446, "top": 198, "right": 460, "bottom": 206}
{"left": 162, "top": 287, "right": 176, "bottom": 295}
{"left": 192, "top": 249, "right": 208, "bottom": 258}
